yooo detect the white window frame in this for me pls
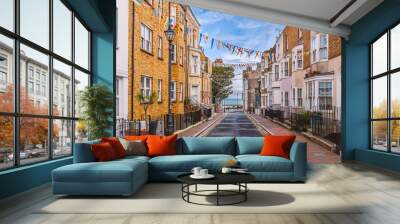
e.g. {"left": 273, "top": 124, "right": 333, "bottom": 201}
{"left": 319, "top": 34, "right": 328, "bottom": 60}
{"left": 311, "top": 36, "right": 317, "bottom": 63}
{"left": 141, "top": 23, "right": 152, "bottom": 53}
{"left": 179, "top": 82, "right": 183, "bottom": 101}
{"left": 311, "top": 33, "right": 329, "bottom": 63}
{"left": 297, "top": 88, "right": 303, "bottom": 107}
{"left": 284, "top": 60, "right": 289, "bottom": 77}
{"left": 157, "top": 79, "right": 162, "bottom": 102}
{"left": 274, "top": 64, "right": 279, "bottom": 80}
{"left": 292, "top": 45, "right": 303, "bottom": 71}
{"left": 157, "top": 36, "right": 162, "bottom": 59}
{"left": 192, "top": 55, "right": 199, "bottom": 75}
{"left": 318, "top": 81, "right": 333, "bottom": 110}
{"left": 0, "top": 54, "right": 8, "bottom": 86}
{"left": 179, "top": 46, "right": 183, "bottom": 65}
{"left": 140, "top": 76, "right": 153, "bottom": 102}
{"left": 170, "top": 81, "right": 176, "bottom": 102}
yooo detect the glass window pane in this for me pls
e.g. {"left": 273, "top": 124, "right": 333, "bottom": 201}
{"left": 20, "top": 44, "right": 49, "bottom": 115}
{"left": 0, "top": 35, "right": 14, "bottom": 112}
{"left": 20, "top": 117, "right": 49, "bottom": 165}
{"left": 20, "top": 0, "right": 49, "bottom": 49}
{"left": 0, "top": 116, "right": 14, "bottom": 170}
{"left": 372, "top": 121, "right": 388, "bottom": 151}
{"left": 74, "top": 69, "right": 89, "bottom": 118}
{"left": 391, "top": 24, "right": 400, "bottom": 70}
{"left": 372, "top": 76, "right": 387, "bottom": 119}
{"left": 372, "top": 33, "right": 387, "bottom": 76}
{"left": 0, "top": 0, "right": 14, "bottom": 31}
{"left": 391, "top": 72, "right": 400, "bottom": 118}
{"left": 53, "top": 119, "right": 72, "bottom": 157}
{"left": 75, "top": 120, "right": 88, "bottom": 143}
{"left": 53, "top": 0, "right": 72, "bottom": 60}
{"left": 53, "top": 59, "right": 72, "bottom": 117}
{"left": 391, "top": 120, "right": 400, "bottom": 153}
{"left": 75, "top": 18, "right": 89, "bottom": 70}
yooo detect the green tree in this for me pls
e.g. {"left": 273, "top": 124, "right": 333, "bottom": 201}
{"left": 136, "top": 91, "right": 156, "bottom": 129}
{"left": 79, "top": 84, "right": 114, "bottom": 140}
{"left": 211, "top": 66, "right": 234, "bottom": 104}
{"left": 372, "top": 99, "right": 400, "bottom": 142}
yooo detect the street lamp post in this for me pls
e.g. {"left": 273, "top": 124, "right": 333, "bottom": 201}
{"left": 164, "top": 26, "right": 175, "bottom": 135}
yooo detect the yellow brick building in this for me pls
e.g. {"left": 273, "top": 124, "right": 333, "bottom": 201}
{"left": 128, "top": 0, "right": 186, "bottom": 119}
{"left": 200, "top": 51, "right": 212, "bottom": 107}
{"left": 169, "top": 3, "right": 186, "bottom": 114}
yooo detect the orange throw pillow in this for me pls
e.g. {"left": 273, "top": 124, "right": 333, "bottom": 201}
{"left": 260, "top": 135, "right": 296, "bottom": 159}
{"left": 146, "top": 135, "right": 177, "bottom": 157}
{"left": 91, "top": 142, "right": 117, "bottom": 162}
{"left": 101, "top": 137, "right": 127, "bottom": 158}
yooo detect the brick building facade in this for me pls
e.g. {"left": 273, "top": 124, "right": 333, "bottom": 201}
{"left": 127, "top": 1, "right": 212, "bottom": 119}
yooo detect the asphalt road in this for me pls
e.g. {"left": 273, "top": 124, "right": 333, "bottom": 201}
{"left": 207, "top": 112, "right": 262, "bottom": 137}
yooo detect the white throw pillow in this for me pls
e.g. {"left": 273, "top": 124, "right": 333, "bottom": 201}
{"left": 119, "top": 138, "right": 147, "bottom": 156}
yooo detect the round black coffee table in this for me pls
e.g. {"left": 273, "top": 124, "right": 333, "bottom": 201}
{"left": 177, "top": 173, "right": 255, "bottom": 206}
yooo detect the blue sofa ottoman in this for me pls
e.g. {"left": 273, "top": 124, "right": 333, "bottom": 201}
{"left": 52, "top": 142, "right": 149, "bottom": 196}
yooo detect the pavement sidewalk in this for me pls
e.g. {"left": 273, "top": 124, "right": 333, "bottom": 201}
{"left": 248, "top": 113, "right": 340, "bottom": 164}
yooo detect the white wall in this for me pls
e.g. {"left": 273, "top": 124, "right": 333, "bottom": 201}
{"left": 116, "top": 0, "right": 129, "bottom": 119}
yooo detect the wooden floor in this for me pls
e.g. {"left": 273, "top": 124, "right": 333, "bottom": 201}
{"left": 1, "top": 162, "right": 400, "bottom": 224}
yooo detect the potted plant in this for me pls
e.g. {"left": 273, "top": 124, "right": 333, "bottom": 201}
{"left": 79, "top": 84, "right": 114, "bottom": 140}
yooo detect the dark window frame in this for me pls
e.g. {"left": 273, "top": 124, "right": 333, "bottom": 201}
{"left": 0, "top": 0, "right": 92, "bottom": 171}
{"left": 370, "top": 21, "right": 400, "bottom": 154}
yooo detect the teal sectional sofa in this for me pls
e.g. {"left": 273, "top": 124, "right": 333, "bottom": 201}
{"left": 52, "top": 137, "right": 307, "bottom": 196}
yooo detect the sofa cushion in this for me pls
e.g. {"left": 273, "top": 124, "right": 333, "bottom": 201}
{"left": 91, "top": 142, "right": 118, "bottom": 161}
{"left": 101, "top": 137, "right": 127, "bottom": 158}
{"left": 53, "top": 158, "right": 147, "bottom": 183}
{"left": 149, "top": 154, "right": 235, "bottom": 172}
{"left": 179, "top": 137, "right": 235, "bottom": 155}
{"left": 236, "top": 137, "right": 264, "bottom": 155}
{"left": 147, "top": 135, "right": 177, "bottom": 157}
{"left": 260, "top": 135, "right": 296, "bottom": 159}
{"left": 73, "top": 139, "right": 100, "bottom": 163}
{"left": 236, "top": 155, "right": 293, "bottom": 172}
{"left": 119, "top": 138, "right": 147, "bottom": 156}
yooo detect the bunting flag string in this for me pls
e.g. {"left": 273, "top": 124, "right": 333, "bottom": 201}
{"left": 199, "top": 32, "right": 265, "bottom": 59}
{"left": 218, "top": 62, "right": 260, "bottom": 69}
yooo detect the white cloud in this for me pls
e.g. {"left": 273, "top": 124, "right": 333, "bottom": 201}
{"left": 236, "top": 20, "right": 270, "bottom": 29}
{"left": 196, "top": 10, "right": 234, "bottom": 25}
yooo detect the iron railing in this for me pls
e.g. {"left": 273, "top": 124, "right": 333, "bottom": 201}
{"left": 116, "top": 109, "right": 212, "bottom": 137}
{"left": 263, "top": 106, "right": 341, "bottom": 150}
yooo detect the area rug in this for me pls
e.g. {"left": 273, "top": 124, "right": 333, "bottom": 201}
{"left": 37, "top": 183, "right": 362, "bottom": 214}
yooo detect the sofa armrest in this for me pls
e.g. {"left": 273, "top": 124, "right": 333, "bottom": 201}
{"left": 289, "top": 142, "right": 307, "bottom": 181}
{"left": 73, "top": 140, "right": 100, "bottom": 163}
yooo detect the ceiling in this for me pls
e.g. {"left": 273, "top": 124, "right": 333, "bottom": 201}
{"left": 175, "top": 0, "right": 384, "bottom": 38}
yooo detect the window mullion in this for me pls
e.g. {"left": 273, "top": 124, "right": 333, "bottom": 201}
{"left": 387, "top": 29, "right": 391, "bottom": 153}
{"left": 49, "top": 0, "right": 54, "bottom": 160}
{"left": 14, "top": 0, "right": 21, "bottom": 167}
{"left": 71, "top": 10, "right": 76, "bottom": 155}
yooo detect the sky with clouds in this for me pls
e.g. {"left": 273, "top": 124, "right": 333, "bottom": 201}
{"left": 192, "top": 7, "right": 284, "bottom": 97}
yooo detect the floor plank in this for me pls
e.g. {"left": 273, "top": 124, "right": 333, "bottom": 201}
{"left": 1, "top": 163, "right": 400, "bottom": 224}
